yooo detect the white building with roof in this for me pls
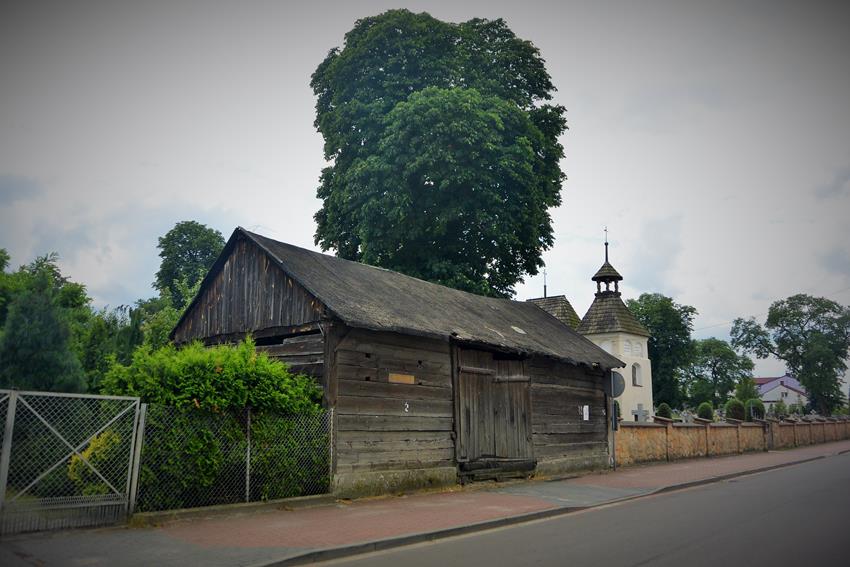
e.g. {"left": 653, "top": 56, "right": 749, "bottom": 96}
{"left": 756, "top": 373, "right": 809, "bottom": 411}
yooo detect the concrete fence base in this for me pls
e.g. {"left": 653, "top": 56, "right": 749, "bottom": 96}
{"left": 614, "top": 418, "right": 850, "bottom": 467}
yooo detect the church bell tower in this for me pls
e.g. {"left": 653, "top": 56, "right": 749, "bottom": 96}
{"left": 578, "top": 232, "right": 654, "bottom": 421}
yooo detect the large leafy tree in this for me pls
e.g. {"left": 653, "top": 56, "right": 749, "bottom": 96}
{"left": 626, "top": 293, "right": 698, "bottom": 407}
{"left": 0, "top": 267, "right": 86, "bottom": 392}
{"left": 734, "top": 376, "right": 759, "bottom": 402}
{"left": 0, "top": 251, "right": 146, "bottom": 393}
{"left": 311, "top": 10, "right": 565, "bottom": 297}
{"left": 731, "top": 294, "right": 850, "bottom": 415}
{"left": 154, "top": 221, "right": 224, "bottom": 309}
{"left": 684, "top": 338, "right": 754, "bottom": 407}
{"left": 77, "top": 306, "right": 144, "bottom": 392}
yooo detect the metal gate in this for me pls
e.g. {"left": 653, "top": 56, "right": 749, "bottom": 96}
{"left": 0, "top": 390, "right": 142, "bottom": 535}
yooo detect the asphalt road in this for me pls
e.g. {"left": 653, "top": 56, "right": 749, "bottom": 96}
{"left": 323, "top": 452, "right": 850, "bottom": 567}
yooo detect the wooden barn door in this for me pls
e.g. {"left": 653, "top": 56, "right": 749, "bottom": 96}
{"left": 493, "top": 358, "right": 533, "bottom": 460}
{"left": 456, "top": 348, "right": 532, "bottom": 466}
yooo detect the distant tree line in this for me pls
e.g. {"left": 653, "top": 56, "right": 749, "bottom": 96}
{"left": 626, "top": 292, "right": 850, "bottom": 416}
{"left": 0, "top": 220, "right": 224, "bottom": 393}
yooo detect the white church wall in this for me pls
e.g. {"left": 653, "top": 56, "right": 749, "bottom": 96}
{"left": 586, "top": 332, "right": 654, "bottom": 420}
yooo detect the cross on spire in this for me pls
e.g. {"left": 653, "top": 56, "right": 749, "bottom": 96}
{"left": 604, "top": 226, "right": 609, "bottom": 262}
{"left": 591, "top": 226, "right": 623, "bottom": 295}
{"left": 543, "top": 268, "right": 547, "bottom": 298}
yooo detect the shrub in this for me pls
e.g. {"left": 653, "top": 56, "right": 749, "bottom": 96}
{"left": 697, "top": 402, "right": 714, "bottom": 420}
{"left": 771, "top": 399, "right": 788, "bottom": 418}
{"left": 68, "top": 429, "right": 123, "bottom": 495}
{"left": 103, "top": 337, "right": 325, "bottom": 511}
{"left": 613, "top": 400, "right": 621, "bottom": 420}
{"left": 745, "top": 398, "right": 765, "bottom": 421}
{"left": 656, "top": 403, "right": 672, "bottom": 419}
{"left": 102, "top": 337, "right": 322, "bottom": 413}
{"left": 725, "top": 398, "right": 745, "bottom": 421}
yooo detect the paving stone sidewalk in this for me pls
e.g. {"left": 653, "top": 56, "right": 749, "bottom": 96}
{"left": 2, "top": 440, "right": 849, "bottom": 567}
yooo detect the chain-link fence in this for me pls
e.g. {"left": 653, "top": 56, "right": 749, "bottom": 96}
{"left": 0, "top": 390, "right": 141, "bottom": 535}
{"left": 134, "top": 406, "right": 332, "bottom": 512}
{"left": 1, "top": 390, "right": 333, "bottom": 532}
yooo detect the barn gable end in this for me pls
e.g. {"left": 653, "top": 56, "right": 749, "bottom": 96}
{"left": 173, "top": 234, "right": 326, "bottom": 344}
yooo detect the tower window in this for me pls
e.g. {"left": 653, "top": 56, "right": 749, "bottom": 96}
{"left": 632, "top": 363, "right": 643, "bottom": 387}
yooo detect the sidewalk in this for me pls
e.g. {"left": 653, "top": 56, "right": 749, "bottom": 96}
{"left": 3, "top": 440, "right": 849, "bottom": 567}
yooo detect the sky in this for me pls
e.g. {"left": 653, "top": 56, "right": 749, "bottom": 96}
{"left": 2, "top": 0, "right": 849, "bottom": 378}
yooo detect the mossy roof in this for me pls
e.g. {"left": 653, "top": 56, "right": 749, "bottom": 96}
{"left": 526, "top": 295, "right": 581, "bottom": 330}
{"left": 591, "top": 261, "right": 623, "bottom": 282}
{"left": 578, "top": 293, "right": 650, "bottom": 337}
{"left": 176, "top": 228, "right": 624, "bottom": 370}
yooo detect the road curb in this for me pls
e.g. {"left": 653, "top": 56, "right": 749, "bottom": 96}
{"left": 251, "top": 505, "right": 588, "bottom": 567}
{"left": 130, "top": 494, "right": 337, "bottom": 527}
{"left": 257, "top": 448, "right": 850, "bottom": 566}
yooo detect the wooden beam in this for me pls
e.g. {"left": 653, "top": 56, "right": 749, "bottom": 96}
{"left": 185, "top": 321, "right": 323, "bottom": 346}
{"left": 493, "top": 376, "right": 530, "bottom": 383}
{"left": 458, "top": 365, "right": 496, "bottom": 375}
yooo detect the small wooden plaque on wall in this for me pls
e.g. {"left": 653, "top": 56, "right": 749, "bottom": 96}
{"left": 388, "top": 373, "right": 416, "bottom": 384}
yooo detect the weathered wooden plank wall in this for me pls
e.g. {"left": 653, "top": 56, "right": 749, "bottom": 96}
{"left": 173, "top": 237, "right": 324, "bottom": 343}
{"left": 256, "top": 332, "right": 325, "bottom": 381}
{"left": 333, "top": 329, "right": 455, "bottom": 474}
{"left": 528, "top": 358, "right": 608, "bottom": 465}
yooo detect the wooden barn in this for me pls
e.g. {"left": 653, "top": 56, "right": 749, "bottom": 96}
{"left": 171, "top": 228, "right": 624, "bottom": 495}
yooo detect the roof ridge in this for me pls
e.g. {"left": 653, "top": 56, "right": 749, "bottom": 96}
{"left": 242, "top": 228, "right": 520, "bottom": 307}
{"left": 177, "top": 228, "right": 624, "bottom": 370}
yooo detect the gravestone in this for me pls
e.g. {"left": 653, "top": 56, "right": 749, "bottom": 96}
{"left": 632, "top": 404, "right": 650, "bottom": 423}
{"left": 680, "top": 410, "right": 693, "bottom": 424}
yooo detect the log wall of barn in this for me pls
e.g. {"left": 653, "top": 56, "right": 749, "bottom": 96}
{"left": 255, "top": 332, "right": 326, "bottom": 383}
{"left": 173, "top": 237, "right": 324, "bottom": 343}
{"left": 331, "top": 328, "right": 457, "bottom": 496}
{"left": 528, "top": 358, "right": 610, "bottom": 475}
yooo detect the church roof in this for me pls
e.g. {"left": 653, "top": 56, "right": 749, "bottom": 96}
{"left": 580, "top": 236, "right": 648, "bottom": 337}
{"left": 578, "top": 294, "right": 650, "bottom": 337}
{"left": 592, "top": 261, "right": 623, "bottom": 282}
{"left": 526, "top": 295, "right": 581, "bottom": 330}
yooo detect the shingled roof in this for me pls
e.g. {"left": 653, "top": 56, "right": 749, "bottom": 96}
{"left": 578, "top": 293, "right": 650, "bottom": 337}
{"left": 526, "top": 295, "right": 581, "bottom": 330}
{"left": 235, "top": 229, "right": 623, "bottom": 370}
{"left": 592, "top": 261, "right": 623, "bottom": 282}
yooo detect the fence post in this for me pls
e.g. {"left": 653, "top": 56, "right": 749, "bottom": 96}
{"left": 329, "top": 408, "right": 335, "bottom": 480}
{"left": 245, "top": 408, "right": 251, "bottom": 503}
{"left": 128, "top": 403, "right": 147, "bottom": 516}
{"left": 0, "top": 392, "right": 18, "bottom": 512}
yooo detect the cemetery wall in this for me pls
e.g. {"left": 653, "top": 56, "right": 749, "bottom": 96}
{"left": 774, "top": 423, "right": 796, "bottom": 448}
{"left": 708, "top": 424, "right": 740, "bottom": 455}
{"left": 740, "top": 424, "right": 766, "bottom": 452}
{"left": 666, "top": 424, "right": 707, "bottom": 459}
{"left": 612, "top": 423, "right": 667, "bottom": 465}
{"left": 614, "top": 418, "right": 850, "bottom": 467}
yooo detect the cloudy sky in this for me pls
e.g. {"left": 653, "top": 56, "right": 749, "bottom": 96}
{"left": 2, "top": 0, "right": 849, "bottom": 376}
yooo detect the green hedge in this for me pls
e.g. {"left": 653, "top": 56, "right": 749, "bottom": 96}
{"left": 725, "top": 398, "right": 745, "bottom": 421}
{"left": 96, "top": 338, "right": 327, "bottom": 510}
{"left": 102, "top": 337, "right": 322, "bottom": 413}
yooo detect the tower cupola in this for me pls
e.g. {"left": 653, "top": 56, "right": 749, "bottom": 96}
{"left": 591, "top": 232, "right": 623, "bottom": 296}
